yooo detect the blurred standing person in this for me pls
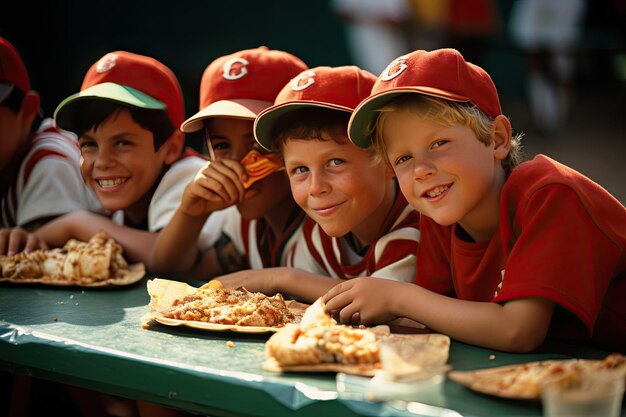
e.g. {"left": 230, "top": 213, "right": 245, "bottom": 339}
{"left": 443, "top": 0, "right": 500, "bottom": 66}
{"left": 509, "top": 0, "right": 587, "bottom": 136}
{"left": 406, "top": 0, "right": 499, "bottom": 66}
{"left": 332, "top": 0, "right": 415, "bottom": 75}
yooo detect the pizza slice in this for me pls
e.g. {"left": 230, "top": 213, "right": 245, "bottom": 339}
{"left": 240, "top": 149, "right": 283, "bottom": 189}
{"left": 145, "top": 279, "right": 298, "bottom": 329}
{"left": 0, "top": 231, "right": 132, "bottom": 285}
{"left": 448, "top": 353, "right": 626, "bottom": 399}
{"left": 264, "top": 299, "right": 451, "bottom": 377}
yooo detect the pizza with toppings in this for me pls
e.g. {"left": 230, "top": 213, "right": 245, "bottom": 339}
{"left": 0, "top": 231, "right": 143, "bottom": 286}
{"left": 448, "top": 352, "right": 626, "bottom": 399}
{"left": 143, "top": 278, "right": 303, "bottom": 332}
{"left": 240, "top": 149, "right": 283, "bottom": 189}
{"left": 264, "top": 298, "right": 451, "bottom": 376}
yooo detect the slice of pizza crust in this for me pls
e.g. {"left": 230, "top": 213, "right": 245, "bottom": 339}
{"left": 142, "top": 278, "right": 303, "bottom": 332}
{"left": 240, "top": 149, "right": 283, "bottom": 189}
{"left": 448, "top": 353, "right": 626, "bottom": 399}
{"left": 264, "top": 298, "right": 451, "bottom": 377}
{"left": 0, "top": 231, "right": 142, "bottom": 286}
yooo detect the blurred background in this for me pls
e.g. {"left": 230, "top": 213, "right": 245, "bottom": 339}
{"left": 2, "top": 0, "right": 625, "bottom": 203}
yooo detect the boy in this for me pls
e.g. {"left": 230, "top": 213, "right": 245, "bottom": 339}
{"left": 0, "top": 37, "right": 99, "bottom": 255}
{"left": 32, "top": 50, "right": 209, "bottom": 265}
{"left": 215, "top": 65, "right": 421, "bottom": 305}
{"left": 149, "top": 47, "right": 311, "bottom": 279}
{"left": 323, "top": 48, "right": 626, "bottom": 353}
{"left": 143, "top": 47, "right": 316, "bottom": 417}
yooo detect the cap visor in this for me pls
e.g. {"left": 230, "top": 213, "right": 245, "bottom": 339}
{"left": 348, "top": 88, "right": 469, "bottom": 148}
{"left": 254, "top": 101, "right": 353, "bottom": 151}
{"left": 0, "top": 83, "right": 14, "bottom": 103}
{"left": 181, "top": 99, "right": 272, "bottom": 133}
{"left": 54, "top": 82, "right": 165, "bottom": 131}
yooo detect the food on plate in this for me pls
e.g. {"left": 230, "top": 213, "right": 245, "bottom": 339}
{"left": 264, "top": 298, "right": 450, "bottom": 376}
{"left": 0, "top": 231, "right": 139, "bottom": 286}
{"left": 160, "top": 281, "right": 294, "bottom": 326}
{"left": 143, "top": 278, "right": 300, "bottom": 331}
{"left": 448, "top": 352, "right": 626, "bottom": 399}
{"left": 240, "top": 149, "right": 283, "bottom": 189}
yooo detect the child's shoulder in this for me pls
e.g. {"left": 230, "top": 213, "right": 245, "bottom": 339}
{"left": 21, "top": 119, "right": 82, "bottom": 172}
{"left": 504, "top": 154, "right": 625, "bottom": 224}
{"left": 169, "top": 148, "right": 208, "bottom": 169}
{"left": 30, "top": 118, "right": 79, "bottom": 151}
{"left": 507, "top": 154, "right": 604, "bottom": 194}
{"left": 153, "top": 148, "right": 207, "bottom": 194}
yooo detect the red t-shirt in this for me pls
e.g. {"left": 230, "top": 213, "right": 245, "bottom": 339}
{"left": 416, "top": 155, "right": 626, "bottom": 353}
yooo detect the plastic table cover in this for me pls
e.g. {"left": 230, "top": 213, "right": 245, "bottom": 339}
{"left": 0, "top": 278, "right": 618, "bottom": 417}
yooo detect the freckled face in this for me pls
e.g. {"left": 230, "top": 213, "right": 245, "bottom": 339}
{"left": 283, "top": 135, "right": 394, "bottom": 240}
{"left": 78, "top": 109, "right": 169, "bottom": 214}
{"left": 382, "top": 109, "right": 501, "bottom": 235}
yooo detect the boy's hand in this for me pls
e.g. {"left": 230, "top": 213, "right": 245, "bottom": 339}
{"left": 181, "top": 159, "right": 249, "bottom": 217}
{"left": 0, "top": 227, "right": 48, "bottom": 256}
{"left": 216, "top": 268, "right": 279, "bottom": 295}
{"left": 322, "top": 277, "right": 401, "bottom": 325}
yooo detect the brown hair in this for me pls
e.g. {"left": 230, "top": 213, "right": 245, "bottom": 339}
{"left": 270, "top": 107, "right": 352, "bottom": 153}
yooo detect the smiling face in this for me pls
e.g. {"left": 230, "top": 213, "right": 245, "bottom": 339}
{"left": 78, "top": 108, "right": 174, "bottom": 219}
{"left": 205, "top": 117, "right": 292, "bottom": 220}
{"left": 283, "top": 133, "right": 396, "bottom": 243}
{"left": 381, "top": 107, "right": 509, "bottom": 241}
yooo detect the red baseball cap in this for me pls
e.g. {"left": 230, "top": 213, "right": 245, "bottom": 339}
{"left": 254, "top": 65, "right": 377, "bottom": 151}
{"left": 348, "top": 48, "right": 502, "bottom": 148}
{"left": 54, "top": 51, "right": 184, "bottom": 132}
{"left": 181, "top": 46, "right": 308, "bottom": 133}
{"left": 0, "top": 37, "right": 30, "bottom": 102}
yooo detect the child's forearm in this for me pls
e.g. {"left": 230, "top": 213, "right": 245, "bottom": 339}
{"left": 36, "top": 211, "right": 158, "bottom": 264}
{"left": 278, "top": 268, "right": 344, "bottom": 304}
{"left": 34, "top": 213, "right": 77, "bottom": 247}
{"left": 150, "top": 208, "right": 208, "bottom": 274}
{"left": 396, "top": 286, "right": 554, "bottom": 352}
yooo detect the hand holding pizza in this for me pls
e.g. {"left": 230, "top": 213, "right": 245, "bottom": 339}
{"left": 180, "top": 159, "right": 249, "bottom": 217}
{"left": 240, "top": 150, "right": 283, "bottom": 189}
{"left": 180, "top": 150, "right": 283, "bottom": 218}
{"left": 323, "top": 277, "right": 404, "bottom": 326}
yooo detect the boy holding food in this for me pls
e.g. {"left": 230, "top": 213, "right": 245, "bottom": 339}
{"left": 323, "top": 48, "right": 626, "bottom": 353}
{"left": 149, "top": 47, "right": 316, "bottom": 280}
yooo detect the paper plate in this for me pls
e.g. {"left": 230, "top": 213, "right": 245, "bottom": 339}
{"left": 142, "top": 278, "right": 306, "bottom": 332}
{"left": 448, "top": 354, "right": 626, "bottom": 400}
{"left": 0, "top": 262, "right": 145, "bottom": 287}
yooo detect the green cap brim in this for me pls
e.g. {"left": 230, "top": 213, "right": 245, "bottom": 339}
{"left": 54, "top": 82, "right": 165, "bottom": 131}
{"left": 254, "top": 102, "right": 353, "bottom": 151}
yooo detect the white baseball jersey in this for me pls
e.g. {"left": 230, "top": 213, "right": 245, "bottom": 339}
{"left": 1, "top": 118, "right": 101, "bottom": 228}
{"left": 218, "top": 205, "right": 326, "bottom": 273}
{"left": 299, "top": 193, "right": 420, "bottom": 282}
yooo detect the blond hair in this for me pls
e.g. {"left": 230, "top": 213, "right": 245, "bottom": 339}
{"left": 371, "top": 95, "right": 523, "bottom": 175}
